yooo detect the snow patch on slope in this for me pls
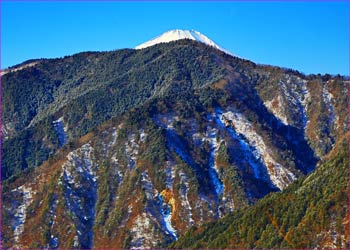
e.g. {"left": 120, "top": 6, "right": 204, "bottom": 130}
{"left": 322, "top": 83, "right": 336, "bottom": 129}
{"left": 155, "top": 113, "right": 179, "bottom": 129}
{"left": 53, "top": 117, "right": 68, "bottom": 147}
{"left": 214, "top": 109, "right": 263, "bottom": 179}
{"left": 158, "top": 194, "right": 177, "bottom": 240}
{"left": 282, "top": 77, "right": 310, "bottom": 129}
{"left": 135, "top": 29, "right": 233, "bottom": 56}
{"left": 141, "top": 172, "right": 155, "bottom": 200}
{"left": 155, "top": 114, "right": 197, "bottom": 171}
{"left": 264, "top": 77, "right": 310, "bottom": 129}
{"left": 300, "top": 80, "right": 310, "bottom": 129}
{"left": 11, "top": 185, "right": 33, "bottom": 244}
{"left": 130, "top": 213, "right": 158, "bottom": 249}
{"left": 219, "top": 108, "right": 296, "bottom": 190}
{"left": 178, "top": 171, "right": 195, "bottom": 225}
{"left": 109, "top": 127, "right": 118, "bottom": 148}
{"left": 2, "top": 122, "right": 15, "bottom": 141}
{"left": 64, "top": 144, "right": 97, "bottom": 182}
{"left": 156, "top": 113, "right": 224, "bottom": 197}
{"left": 47, "top": 196, "right": 59, "bottom": 248}
{"left": 264, "top": 95, "right": 289, "bottom": 125}
{"left": 60, "top": 143, "right": 97, "bottom": 249}
{"left": 165, "top": 161, "right": 176, "bottom": 189}
{"left": 125, "top": 133, "right": 139, "bottom": 169}
{"left": 204, "top": 126, "right": 224, "bottom": 195}
{"left": 97, "top": 127, "right": 118, "bottom": 158}
{"left": 140, "top": 171, "right": 178, "bottom": 242}
{"left": 139, "top": 128, "right": 147, "bottom": 143}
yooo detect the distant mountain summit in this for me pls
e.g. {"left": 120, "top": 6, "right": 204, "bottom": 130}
{"left": 135, "top": 29, "right": 233, "bottom": 55}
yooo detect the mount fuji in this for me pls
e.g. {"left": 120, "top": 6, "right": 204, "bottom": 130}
{"left": 135, "top": 29, "right": 233, "bottom": 56}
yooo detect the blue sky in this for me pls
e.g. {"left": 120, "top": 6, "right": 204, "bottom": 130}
{"left": 2, "top": 1, "right": 349, "bottom": 75}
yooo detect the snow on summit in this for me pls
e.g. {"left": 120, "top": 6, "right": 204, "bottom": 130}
{"left": 135, "top": 29, "right": 233, "bottom": 56}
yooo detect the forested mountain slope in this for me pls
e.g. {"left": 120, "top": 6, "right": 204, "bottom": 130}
{"left": 172, "top": 135, "right": 349, "bottom": 249}
{"left": 2, "top": 39, "right": 348, "bottom": 248}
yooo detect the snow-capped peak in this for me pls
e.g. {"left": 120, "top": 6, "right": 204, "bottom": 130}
{"left": 135, "top": 29, "right": 233, "bottom": 56}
